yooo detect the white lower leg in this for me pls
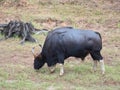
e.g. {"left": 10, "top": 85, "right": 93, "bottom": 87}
{"left": 93, "top": 60, "right": 97, "bottom": 72}
{"left": 100, "top": 59, "right": 105, "bottom": 75}
{"left": 49, "top": 65, "right": 56, "bottom": 73}
{"left": 59, "top": 64, "right": 64, "bottom": 76}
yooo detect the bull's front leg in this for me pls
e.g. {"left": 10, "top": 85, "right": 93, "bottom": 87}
{"left": 93, "top": 60, "right": 97, "bottom": 72}
{"left": 48, "top": 65, "right": 56, "bottom": 73}
{"left": 59, "top": 64, "right": 64, "bottom": 76}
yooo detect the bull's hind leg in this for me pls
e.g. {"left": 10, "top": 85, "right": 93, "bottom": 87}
{"left": 59, "top": 63, "right": 64, "bottom": 76}
{"left": 100, "top": 59, "right": 105, "bottom": 75}
{"left": 90, "top": 51, "right": 105, "bottom": 75}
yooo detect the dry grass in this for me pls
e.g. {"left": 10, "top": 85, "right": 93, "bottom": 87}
{"left": 0, "top": 0, "right": 120, "bottom": 90}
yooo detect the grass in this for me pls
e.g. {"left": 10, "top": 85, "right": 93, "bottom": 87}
{"left": 0, "top": 60, "right": 120, "bottom": 90}
{"left": 0, "top": 0, "right": 120, "bottom": 90}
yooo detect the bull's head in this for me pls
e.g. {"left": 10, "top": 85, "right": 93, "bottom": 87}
{"left": 32, "top": 45, "right": 45, "bottom": 70}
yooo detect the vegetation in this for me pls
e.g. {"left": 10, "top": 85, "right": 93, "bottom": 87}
{"left": 0, "top": 0, "right": 120, "bottom": 90}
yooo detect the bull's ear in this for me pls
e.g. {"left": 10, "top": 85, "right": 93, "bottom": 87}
{"left": 31, "top": 47, "right": 37, "bottom": 58}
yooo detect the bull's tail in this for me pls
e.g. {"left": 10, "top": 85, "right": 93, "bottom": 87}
{"left": 95, "top": 32, "right": 102, "bottom": 39}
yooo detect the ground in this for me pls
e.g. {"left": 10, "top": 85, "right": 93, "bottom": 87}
{"left": 0, "top": 0, "right": 120, "bottom": 90}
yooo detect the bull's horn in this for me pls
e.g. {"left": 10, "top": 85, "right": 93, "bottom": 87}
{"left": 31, "top": 47, "right": 37, "bottom": 58}
{"left": 39, "top": 44, "right": 42, "bottom": 53}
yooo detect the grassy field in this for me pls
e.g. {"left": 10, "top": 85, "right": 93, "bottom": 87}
{"left": 0, "top": 0, "right": 120, "bottom": 90}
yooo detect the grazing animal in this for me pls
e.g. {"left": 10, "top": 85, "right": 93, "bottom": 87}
{"left": 32, "top": 27, "right": 105, "bottom": 76}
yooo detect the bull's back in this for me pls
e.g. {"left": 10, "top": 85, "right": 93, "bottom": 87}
{"left": 42, "top": 28, "right": 102, "bottom": 58}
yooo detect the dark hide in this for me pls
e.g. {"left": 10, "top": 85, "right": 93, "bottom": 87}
{"left": 34, "top": 27, "right": 103, "bottom": 69}
{"left": 33, "top": 56, "right": 45, "bottom": 69}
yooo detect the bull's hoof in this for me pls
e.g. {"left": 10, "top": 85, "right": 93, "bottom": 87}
{"left": 59, "top": 72, "right": 64, "bottom": 76}
{"left": 102, "top": 72, "right": 105, "bottom": 76}
{"left": 49, "top": 65, "right": 56, "bottom": 73}
{"left": 50, "top": 70, "right": 55, "bottom": 73}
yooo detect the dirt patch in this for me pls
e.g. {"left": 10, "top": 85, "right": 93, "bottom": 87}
{"left": 104, "top": 80, "right": 120, "bottom": 86}
{"left": 0, "top": 12, "right": 21, "bottom": 24}
{"left": 0, "top": 12, "right": 7, "bottom": 23}
{"left": 34, "top": 18, "right": 72, "bottom": 29}
{"left": 103, "top": 19, "right": 120, "bottom": 29}
{"left": 0, "top": 50, "right": 32, "bottom": 66}
{"left": 101, "top": 0, "right": 120, "bottom": 11}
{"left": 1, "top": 0, "right": 29, "bottom": 7}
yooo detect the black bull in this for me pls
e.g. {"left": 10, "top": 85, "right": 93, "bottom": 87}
{"left": 32, "top": 27, "right": 105, "bottom": 76}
